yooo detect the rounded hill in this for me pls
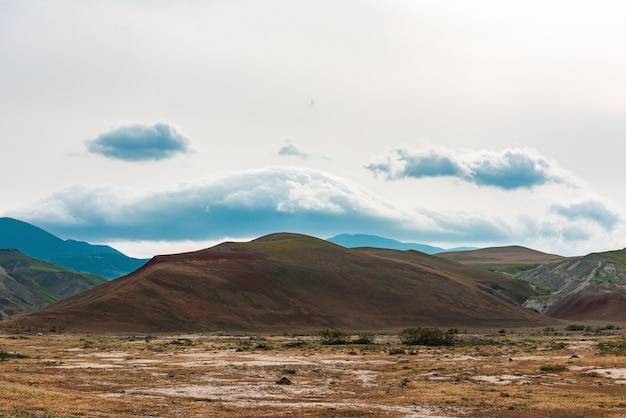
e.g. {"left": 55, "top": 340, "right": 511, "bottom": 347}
{"left": 3, "top": 233, "right": 557, "bottom": 334}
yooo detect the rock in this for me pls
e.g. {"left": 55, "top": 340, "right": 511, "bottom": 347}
{"left": 276, "top": 376, "right": 292, "bottom": 385}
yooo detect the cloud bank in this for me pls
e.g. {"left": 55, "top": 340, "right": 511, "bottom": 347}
{"left": 9, "top": 166, "right": 513, "bottom": 243}
{"left": 85, "top": 121, "right": 192, "bottom": 161}
{"left": 7, "top": 165, "right": 621, "bottom": 256}
{"left": 551, "top": 200, "right": 620, "bottom": 231}
{"left": 366, "top": 147, "right": 573, "bottom": 190}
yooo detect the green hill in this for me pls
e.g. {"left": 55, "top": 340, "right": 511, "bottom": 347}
{"left": 0, "top": 249, "right": 107, "bottom": 317}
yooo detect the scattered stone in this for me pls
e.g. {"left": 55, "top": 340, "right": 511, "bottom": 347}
{"left": 398, "top": 358, "right": 410, "bottom": 364}
{"left": 276, "top": 376, "right": 292, "bottom": 385}
{"left": 282, "top": 368, "right": 296, "bottom": 374}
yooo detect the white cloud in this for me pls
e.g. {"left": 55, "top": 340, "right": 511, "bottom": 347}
{"left": 278, "top": 140, "right": 309, "bottom": 159}
{"left": 551, "top": 199, "right": 620, "bottom": 231}
{"left": 7, "top": 166, "right": 500, "bottom": 243}
{"left": 7, "top": 164, "right": 624, "bottom": 257}
{"left": 85, "top": 121, "right": 192, "bottom": 161}
{"left": 366, "top": 147, "right": 576, "bottom": 190}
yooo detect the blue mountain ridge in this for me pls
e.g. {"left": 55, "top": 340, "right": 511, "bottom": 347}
{"left": 0, "top": 217, "right": 148, "bottom": 279}
{"left": 327, "top": 233, "right": 476, "bottom": 254}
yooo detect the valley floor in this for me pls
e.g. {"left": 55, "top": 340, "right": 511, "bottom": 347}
{"left": 1, "top": 328, "right": 625, "bottom": 417}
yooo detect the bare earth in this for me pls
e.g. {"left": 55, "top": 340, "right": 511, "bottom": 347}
{"left": 1, "top": 329, "right": 626, "bottom": 417}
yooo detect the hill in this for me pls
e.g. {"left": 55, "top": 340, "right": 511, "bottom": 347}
{"left": 436, "top": 245, "right": 565, "bottom": 275}
{"left": 436, "top": 246, "right": 626, "bottom": 322}
{"left": 0, "top": 249, "right": 107, "bottom": 317}
{"left": 327, "top": 234, "right": 475, "bottom": 254}
{"left": 0, "top": 217, "right": 148, "bottom": 279}
{"left": 516, "top": 249, "right": 626, "bottom": 319}
{"left": 2, "top": 233, "right": 557, "bottom": 334}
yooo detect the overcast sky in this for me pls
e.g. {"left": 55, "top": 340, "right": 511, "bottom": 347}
{"left": 2, "top": 1, "right": 626, "bottom": 258}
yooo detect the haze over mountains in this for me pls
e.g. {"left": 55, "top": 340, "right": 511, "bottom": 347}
{"left": 327, "top": 234, "right": 476, "bottom": 254}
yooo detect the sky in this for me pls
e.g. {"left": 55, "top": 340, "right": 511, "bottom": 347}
{"left": 2, "top": 0, "right": 626, "bottom": 258}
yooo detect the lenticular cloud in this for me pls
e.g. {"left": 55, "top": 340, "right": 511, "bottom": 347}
{"left": 85, "top": 121, "right": 192, "bottom": 161}
{"left": 366, "top": 147, "right": 574, "bottom": 190}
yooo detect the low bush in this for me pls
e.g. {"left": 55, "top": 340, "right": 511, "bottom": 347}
{"left": 0, "top": 346, "right": 28, "bottom": 361}
{"left": 319, "top": 328, "right": 349, "bottom": 345}
{"left": 399, "top": 327, "right": 458, "bottom": 346}
{"left": 352, "top": 334, "right": 374, "bottom": 344}
{"left": 597, "top": 339, "right": 626, "bottom": 356}
{"left": 565, "top": 324, "right": 585, "bottom": 331}
{"left": 539, "top": 364, "right": 568, "bottom": 373}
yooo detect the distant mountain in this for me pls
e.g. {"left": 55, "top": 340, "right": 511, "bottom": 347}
{"left": 327, "top": 234, "right": 475, "bottom": 254}
{"left": 2, "top": 233, "right": 555, "bottom": 334}
{"left": 0, "top": 217, "right": 148, "bottom": 279}
{"left": 0, "top": 249, "right": 107, "bottom": 317}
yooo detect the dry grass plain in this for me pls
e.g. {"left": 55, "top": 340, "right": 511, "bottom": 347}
{"left": 1, "top": 327, "right": 626, "bottom": 417}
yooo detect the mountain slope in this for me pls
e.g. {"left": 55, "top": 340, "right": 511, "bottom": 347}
{"left": 3, "top": 233, "right": 557, "bottom": 334}
{"left": 0, "top": 249, "right": 107, "bottom": 317}
{"left": 0, "top": 217, "right": 148, "bottom": 279}
{"left": 544, "top": 284, "right": 626, "bottom": 321}
{"left": 516, "top": 249, "right": 626, "bottom": 318}
{"left": 436, "top": 245, "right": 565, "bottom": 275}
{"left": 353, "top": 247, "right": 539, "bottom": 305}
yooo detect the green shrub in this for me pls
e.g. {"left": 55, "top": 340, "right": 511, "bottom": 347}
{"left": 597, "top": 339, "right": 626, "bottom": 356}
{"left": 399, "top": 327, "right": 458, "bottom": 346}
{"left": 565, "top": 324, "right": 585, "bottom": 331}
{"left": 0, "top": 346, "right": 28, "bottom": 361}
{"left": 352, "top": 334, "right": 374, "bottom": 344}
{"left": 319, "top": 328, "right": 349, "bottom": 345}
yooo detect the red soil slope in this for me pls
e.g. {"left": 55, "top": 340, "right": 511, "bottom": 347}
{"left": 546, "top": 284, "right": 626, "bottom": 322}
{"left": 2, "top": 233, "right": 558, "bottom": 334}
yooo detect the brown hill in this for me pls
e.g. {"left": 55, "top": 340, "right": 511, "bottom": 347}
{"left": 436, "top": 245, "right": 564, "bottom": 275}
{"left": 2, "top": 233, "right": 558, "bottom": 334}
{"left": 545, "top": 284, "right": 626, "bottom": 322}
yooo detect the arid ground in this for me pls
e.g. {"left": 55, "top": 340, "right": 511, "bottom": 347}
{"left": 1, "top": 327, "right": 625, "bottom": 417}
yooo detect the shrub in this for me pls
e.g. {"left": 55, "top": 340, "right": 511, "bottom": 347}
{"left": 399, "top": 327, "right": 458, "bottom": 346}
{"left": 352, "top": 334, "right": 374, "bottom": 344}
{"left": 539, "top": 364, "right": 568, "bottom": 373}
{"left": 319, "top": 328, "right": 349, "bottom": 345}
{"left": 597, "top": 339, "right": 626, "bottom": 356}
{"left": 0, "top": 346, "right": 28, "bottom": 361}
{"left": 565, "top": 324, "right": 585, "bottom": 331}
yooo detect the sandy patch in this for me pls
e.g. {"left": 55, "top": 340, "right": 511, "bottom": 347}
{"left": 57, "top": 362, "right": 124, "bottom": 369}
{"left": 472, "top": 374, "right": 532, "bottom": 385}
{"left": 593, "top": 368, "right": 626, "bottom": 383}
